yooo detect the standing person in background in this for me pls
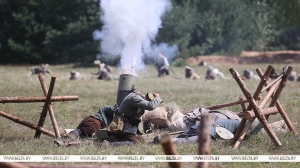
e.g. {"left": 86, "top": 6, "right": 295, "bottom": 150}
{"left": 185, "top": 66, "right": 200, "bottom": 80}
{"left": 27, "top": 63, "right": 53, "bottom": 77}
{"left": 155, "top": 52, "right": 170, "bottom": 77}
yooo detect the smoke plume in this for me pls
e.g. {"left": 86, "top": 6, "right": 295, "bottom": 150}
{"left": 93, "top": 0, "right": 177, "bottom": 75}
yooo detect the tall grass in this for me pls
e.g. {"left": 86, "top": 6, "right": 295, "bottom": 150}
{"left": 0, "top": 63, "right": 299, "bottom": 167}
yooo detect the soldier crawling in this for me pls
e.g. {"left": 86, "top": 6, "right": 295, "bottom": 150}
{"left": 27, "top": 63, "right": 53, "bottom": 77}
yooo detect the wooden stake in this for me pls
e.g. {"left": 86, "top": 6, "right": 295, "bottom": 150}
{"left": 232, "top": 66, "right": 273, "bottom": 142}
{"left": 38, "top": 75, "right": 60, "bottom": 138}
{"left": 2, "top": 163, "right": 137, "bottom": 168}
{"left": 160, "top": 134, "right": 182, "bottom": 168}
{"left": 257, "top": 67, "right": 297, "bottom": 135}
{"left": 239, "top": 96, "right": 247, "bottom": 112}
{"left": 260, "top": 73, "right": 284, "bottom": 92}
{"left": 198, "top": 114, "right": 211, "bottom": 168}
{"left": 0, "top": 110, "right": 55, "bottom": 137}
{"left": 0, "top": 95, "right": 78, "bottom": 103}
{"left": 205, "top": 99, "right": 249, "bottom": 110}
{"left": 0, "top": 162, "right": 29, "bottom": 168}
{"left": 230, "top": 68, "right": 281, "bottom": 147}
{"left": 244, "top": 107, "right": 278, "bottom": 119}
{"left": 34, "top": 76, "right": 56, "bottom": 138}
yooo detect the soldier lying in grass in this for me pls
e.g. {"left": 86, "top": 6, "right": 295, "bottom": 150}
{"left": 55, "top": 89, "right": 162, "bottom": 147}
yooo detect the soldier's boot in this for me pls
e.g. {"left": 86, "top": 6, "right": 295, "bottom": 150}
{"left": 54, "top": 140, "right": 69, "bottom": 147}
{"left": 100, "top": 140, "right": 111, "bottom": 148}
{"left": 65, "top": 129, "right": 81, "bottom": 139}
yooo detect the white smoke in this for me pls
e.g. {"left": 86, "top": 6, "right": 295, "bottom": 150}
{"left": 93, "top": 0, "right": 177, "bottom": 75}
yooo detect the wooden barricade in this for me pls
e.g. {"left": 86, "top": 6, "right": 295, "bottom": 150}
{"left": 0, "top": 75, "right": 79, "bottom": 139}
{"left": 230, "top": 65, "right": 297, "bottom": 148}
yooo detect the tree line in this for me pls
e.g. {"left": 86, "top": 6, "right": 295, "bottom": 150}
{"left": 1, "top": 0, "right": 299, "bottom": 65}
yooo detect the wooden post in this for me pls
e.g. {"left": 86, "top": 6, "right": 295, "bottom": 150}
{"left": 257, "top": 67, "right": 297, "bottom": 135}
{"left": 260, "top": 73, "right": 284, "bottom": 92}
{"left": 234, "top": 67, "right": 293, "bottom": 148}
{"left": 233, "top": 117, "right": 256, "bottom": 148}
{"left": 0, "top": 110, "right": 55, "bottom": 137}
{"left": 160, "top": 134, "right": 182, "bottom": 168}
{"left": 0, "top": 162, "right": 29, "bottom": 168}
{"left": 230, "top": 68, "right": 282, "bottom": 147}
{"left": 244, "top": 107, "right": 278, "bottom": 119}
{"left": 0, "top": 96, "right": 78, "bottom": 103}
{"left": 205, "top": 99, "right": 249, "bottom": 110}
{"left": 268, "top": 67, "right": 291, "bottom": 107}
{"left": 198, "top": 115, "right": 211, "bottom": 168}
{"left": 258, "top": 79, "right": 281, "bottom": 108}
{"left": 38, "top": 75, "right": 61, "bottom": 138}
{"left": 239, "top": 96, "right": 247, "bottom": 112}
{"left": 34, "top": 76, "right": 56, "bottom": 138}
{"left": 232, "top": 66, "right": 273, "bottom": 142}
{"left": 1, "top": 163, "right": 137, "bottom": 168}
{"left": 250, "top": 66, "right": 273, "bottom": 105}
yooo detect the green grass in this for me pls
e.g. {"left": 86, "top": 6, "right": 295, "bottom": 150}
{"left": 0, "top": 63, "right": 300, "bottom": 168}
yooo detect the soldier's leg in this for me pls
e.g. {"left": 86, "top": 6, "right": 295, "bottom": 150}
{"left": 112, "top": 133, "right": 142, "bottom": 143}
{"left": 165, "top": 69, "right": 169, "bottom": 75}
{"left": 66, "top": 116, "right": 102, "bottom": 139}
{"left": 77, "top": 116, "right": 102, "bottom": 137}
{"left": 171, "top": 136, "right": 198, "bottom": 144}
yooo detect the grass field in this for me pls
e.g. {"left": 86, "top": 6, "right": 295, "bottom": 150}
{"left": 0, "top": 63, "right": 299, "bottom": 168}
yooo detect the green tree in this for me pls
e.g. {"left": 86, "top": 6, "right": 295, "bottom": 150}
{"left": 0, "top": 0, "right": 102, "bottom": 64}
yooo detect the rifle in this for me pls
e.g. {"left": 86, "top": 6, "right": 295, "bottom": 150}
{"left": 142, "top": 131, "right": 184, "bottom": 137}
{"left": 169, "top": 67, "right": 181, "bottom": 79}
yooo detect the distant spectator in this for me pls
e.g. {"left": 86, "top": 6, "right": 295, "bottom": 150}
{"left": 185, "top": 66, "right": 200, "bottom": 80}
{"left": 241, "top": 69, "right": 260, "bottom": 80}
{"left": 27, "top": 64, "right": 53, "bottom": 77}
{"left": 205, "top": 66, "right": 225, "bottom": 80}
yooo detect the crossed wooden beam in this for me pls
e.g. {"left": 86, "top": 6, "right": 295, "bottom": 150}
{"left": 230, "top": 65, "right": 298, "bottom": 148}
{"left": 0, "top": 75, "right": 79, "bottom": 139}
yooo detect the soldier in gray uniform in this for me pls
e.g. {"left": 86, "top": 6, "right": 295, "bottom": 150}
{"left": 155, "top": 52, "right": 170, "bottom": 77}
{"left": 103, "top": 89, "right": 162, "bottom": 147}
{"left": 69, "top": 70, "right": 84, "bottom": 80}
{"left": 27, "top": 63, "right": 53, "bottom": 77}
{"left": 288, "top": 71, "right": 298, "bottom": 81}
{"left": 91, "top": 60, "right": 117, "bottom": 81}
{"left": 241, "top": 69, "right": 260, "bottom": 80}
{"left": 63, "top": 105, "right": 116, "bottom": 139}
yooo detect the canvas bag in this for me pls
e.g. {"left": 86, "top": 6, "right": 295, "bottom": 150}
{"left": 107, "top": 114, "right": 124, "bottom": 133}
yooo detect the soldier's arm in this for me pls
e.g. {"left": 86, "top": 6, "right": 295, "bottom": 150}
{"left": 131, "top": 94, "right": 161, "bottom": 110}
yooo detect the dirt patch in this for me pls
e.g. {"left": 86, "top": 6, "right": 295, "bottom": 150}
{"left": 186, "top": 50, "right": 300, "bottom": 66}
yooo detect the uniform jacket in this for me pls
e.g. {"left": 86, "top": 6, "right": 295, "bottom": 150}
{"left": 93, "top": 106, "right": 116, "bottom": 127}
{"left": 118, "top": 91, "right": 162, "bottom": 134}
{"left": 183, "top": 108, "right": 241, "bottom": 129}
{"left": 155, "top": 56, "right": 169, "bottom": 70}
